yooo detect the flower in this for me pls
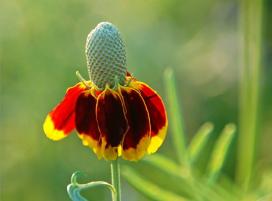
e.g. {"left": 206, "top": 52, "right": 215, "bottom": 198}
{"left": 43, "top": 22, "right": 168, "bottom": 161}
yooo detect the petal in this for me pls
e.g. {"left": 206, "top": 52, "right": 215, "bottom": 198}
{"left": 120, "top": 87, "right": 151, "bottom": 161}
{"left": 132, "top": 81, "right": 168, "bottom": 154}
{"left": 43, "top": 83, "right": 86, "bottom": 141}
{"left": 75, "top": 90, "right": 102, "bottom": 157}
{"left": 126, "top": 71, "right": 132, "bottom": 77}
{"left": 96, "top": 88, "right": 128, "bottom": 160}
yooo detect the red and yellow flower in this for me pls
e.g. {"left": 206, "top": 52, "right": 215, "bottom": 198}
{"left": 43, "top": 22, "right": 168, "bottom": 161}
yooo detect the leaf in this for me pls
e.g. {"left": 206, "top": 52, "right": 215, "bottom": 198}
{"left": 164, "top": 68, "right": 187, "bottom": 164}
{"left": 67, "top": 171, "right": 115, "bottom": 201}
{"left": 142, "top": 155, "right": 198, "bottom": 199}
{"left": 122, "top": 166, "right": 189, "bottom": 201}
{"left": 143, "top": 155, "right": 223, "bottom": 200}
{"left": 126, "top": 155, "right": 233, "bottom": 201}
{"left": 187, "top": 122, "right": 214, "bottom": 163}
{"left": 144, "top": 155, "right": 182, "bottom": 177}
{"left": 207, "top": 124, "right": 236, "bottom": 182}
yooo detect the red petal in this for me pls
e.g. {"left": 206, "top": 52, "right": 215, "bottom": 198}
{"left": 75, "top": 91, "right": 102, "bottom": 157}
{"left": 126, "top": 71, "right": 132, "bottom": 77}
{"left": 43, "top": 83, "right": 86, "bottom": 140}
{"left": 120, "top": 87, "right": 151, "bottom": 161}
{"left": 133, "top": 81, "right": 168, "bottom": 153}
{"left": 96, "top": 88, "right": 128, "bottom": 160}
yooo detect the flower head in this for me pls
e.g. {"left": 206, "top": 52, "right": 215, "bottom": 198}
{"left": 43, "top": 22, "right": 168, "bottom": 161}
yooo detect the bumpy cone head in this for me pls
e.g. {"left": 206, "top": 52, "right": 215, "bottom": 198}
{"left": 85, "top": 22, "right": 127, "bottom": 89}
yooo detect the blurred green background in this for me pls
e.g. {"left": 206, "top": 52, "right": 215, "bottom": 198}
{"left": 1, "top": 0, "right": 271, "bottom": 200}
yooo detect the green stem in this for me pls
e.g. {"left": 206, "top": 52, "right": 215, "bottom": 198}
{"left": 111, "top": 159, "right": 121, "bottom": 201}
{"left": 237, "top": 0, "right": 263, "bottom": 190}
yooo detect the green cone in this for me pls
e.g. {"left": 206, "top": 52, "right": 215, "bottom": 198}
{"left": 85, "top": 22, "right": 127, "bottom": 89}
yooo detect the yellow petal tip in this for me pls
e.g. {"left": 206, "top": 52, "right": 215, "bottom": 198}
{"left": 147, "top": 125, "right": 168, "bottom": 154}
{"left": 43, "top": 115, "right": 66, "bottom": 141}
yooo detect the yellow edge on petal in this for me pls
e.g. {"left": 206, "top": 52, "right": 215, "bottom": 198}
{"left": 66, "top": 81, "right": 91, "bottom": 93}
{"left": 99, "top": 136, "right": 119, "bottom": 160}
{"left": 122, "top": 135, "right": 151, "bottom": 161}
{"left": 97, "top": 87, "right": 129, "bottom": 160}
{"left": 130, "top": 80, "right": 168, "bottom": 154}
{"left": 43, "top": 115, "right": 66, "bottom": 141}
{"left": 147, "top": 123, "right": 168, "bottom": 154}
{"left": 77, "top": 134, "right": 103, "bottom": 159}
{"left": 119, "top": 85, "right": 152, "bottom": 161}
{"left": 103, "top": 147, "right": 119, "bottom": 160}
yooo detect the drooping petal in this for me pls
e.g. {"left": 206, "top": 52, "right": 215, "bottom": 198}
{"left": 75, "top": 90, "right": 102, "bottom": 157}
{"left": 132, "top": 81, "right": 168, "bottom": 154}
{"left": 120, "top": 87, "right": 151, "bottom": 161}
{"left": 96, "top": 88, "right": 128, "bottom": 160}
{"left": 43, "top": 83, "right": 86, "bottom": 140}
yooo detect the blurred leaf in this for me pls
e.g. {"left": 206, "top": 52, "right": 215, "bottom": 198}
{"left": 144, "top": 155, "right": 182, "bottom": 177}
{"left": 207, "top": 123, "right": 236, "bottom": 182}
{"left": 237, "top": 0, "right": 263, "bottom": 189}
{"left": 142, "top": 155, "right": 195, "bottom": 197}
{"left": 214, "top": 175, "right": 242, "bottom": 200}
{"left": 143, "top": 154, "right": 196, "bottom": 185}
{"left": 139, "top": 144, "right": 234, "bottom": 201}
{"left": 192, "top": 180, "right": 234, "bottom": 201}
{"left": 143, "top": 155, "right": 214, "bottom": 201}
{"left": 122, "top": 166, "right": 189, "bottom": 201}
{"left": 187, "top": 122, "right": 214, "bottom": 163}
{"left": 164, "top": 68, "right": 187, "bottom": 164}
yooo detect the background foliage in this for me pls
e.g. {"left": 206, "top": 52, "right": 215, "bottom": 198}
{"left": 1, "top": 0, "right": 271, "bottom": 200}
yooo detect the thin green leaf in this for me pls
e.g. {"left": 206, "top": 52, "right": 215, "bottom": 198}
{"left": 144, "top": 155, "right": 182, "bottom": 177}
{"left": 192, "top": 180, "right": 234, "bottom": 201}
{"left": 237, "top": 0, "right": 263, "bottom": 190}
{"left": 207, "top": 123, "right": 236, "bottom": 182}
{"left": 144, "top": 154, "right": 196, "bottom": 186}
{"left": 164, "top": 68, "right": 187, "bottom": 165}
{"left": 187, "top": 122, "right": 214, "bottom": 163}
{"left": 143, "top": 155, "right": 217, "bottom": 201}
{"left": 143, "top": 155, "right": 199, "bottom": 199}
{"left": 122, "top": 166, "right": 189, "bottom": 201}
{"left": 133, "top": 155, "right": 230, "bottom": 201}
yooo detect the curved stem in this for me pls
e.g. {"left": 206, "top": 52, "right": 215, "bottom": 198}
{"left": 111, "top": 159, "right": 121, "bottom": 201}
{"left": 67, "top": 171, "right": 115, "bottom": 201}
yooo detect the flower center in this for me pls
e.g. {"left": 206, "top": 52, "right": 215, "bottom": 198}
{"left": 85, "top": 22, "right": 127, "bottom": 89}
